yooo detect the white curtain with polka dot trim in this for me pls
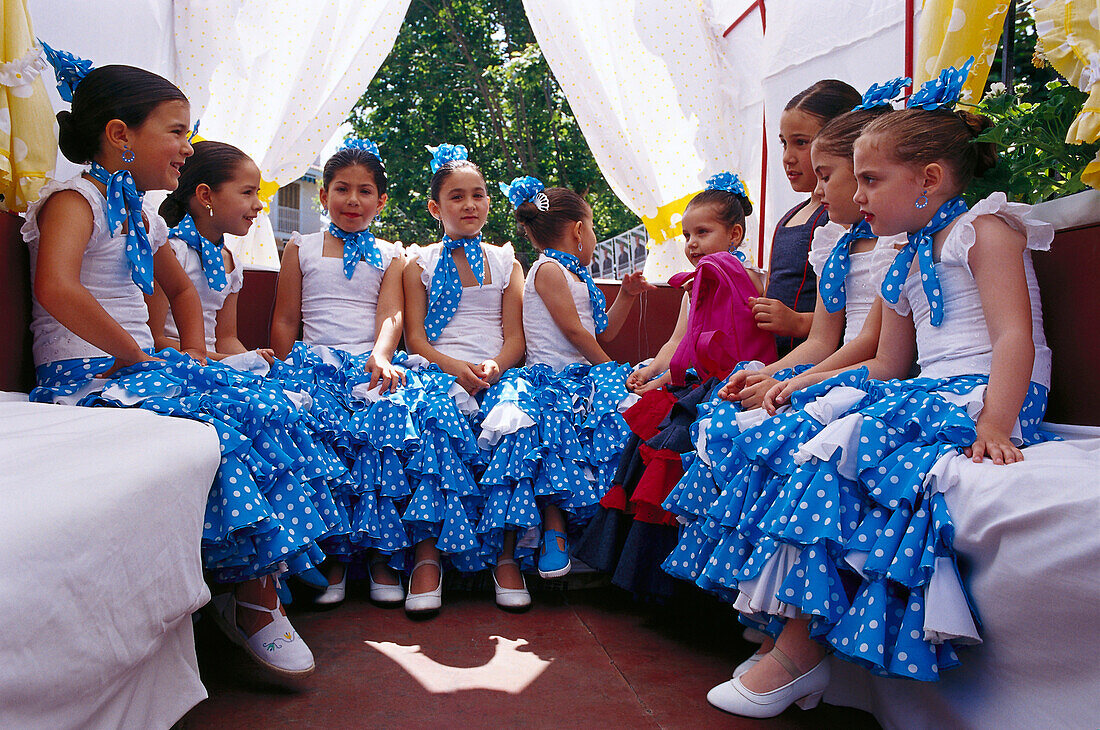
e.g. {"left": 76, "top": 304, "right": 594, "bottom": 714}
{"left": 28, "top": 0, "right": 411, "bottom": 269}
{"left": 173, "top": 0, "right": 411, "bottom": 269}
{"left": 523, "top": 0, "right": 760, "bottom": 282}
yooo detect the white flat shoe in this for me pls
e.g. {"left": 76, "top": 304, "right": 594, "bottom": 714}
{"left": 732, "top": 652, "right": 763, "bottom": 677}
{"left": 707, "top": 648, "right": 829, "bottom": 718}
{"left": 405, "top": 559, "right": 443, "bottom": 615}
{"left": 368, "top": 558, "right": 404, "bottom": 606}
{"left": 492, "top": 559, "right": 531, "bottom": 611}
{"left": 314, "top": 567, "right": 347, "bottom": 606}
{"left": 211, "top": 590, "right": 315, "bottom": 678}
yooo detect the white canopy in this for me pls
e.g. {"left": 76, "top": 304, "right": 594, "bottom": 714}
{"left": 25, "top": 1, "right": 1003, "bottom": 277}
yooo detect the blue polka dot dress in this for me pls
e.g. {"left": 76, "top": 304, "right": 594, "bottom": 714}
{"left": 397, "top": 363, "right": 487, "bottom": 573}
{"left": 268, "top": 343, "right": 422, "bottom": 567}
{"left": 22, "top": 179, "right": 342, "bottom": 584}
{"left": 475, "top": 362, "right": 633, "bottom": 570}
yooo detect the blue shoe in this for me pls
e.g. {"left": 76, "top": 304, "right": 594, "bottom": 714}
{"left": 538, "top": 529, "right": 572, "bottom": 578}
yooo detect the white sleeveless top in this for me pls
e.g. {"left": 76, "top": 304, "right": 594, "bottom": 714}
{"left": 407, "top": 241, "right": 516, "bottom": 363}
{"left": 293, "top": 230, "right": 403, "bottom": 355}
{"left": 22, "top": 176, "right": 168, "bottom": 366}
{"left": 882, "top": 193, "right": 1053, "bottom": 387}
{"left": 808, "top": 222, "right": 904, "bottom": 345}
{"left": 163, "top": 238, "right": 244, "bottom": 350}
{"left": 523, "top": 255, "right": 595, "bottom": 371}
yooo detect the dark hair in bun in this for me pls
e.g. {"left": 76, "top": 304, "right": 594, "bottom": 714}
{"left": 685, "top": 187, "right": 752, "bottom": 229}
{"left": 323, "top": 147, "right": 388, "bottom": 194}
{"left": 513, "top": 187, "right": 591, "bottom": 249}
{"left": 159, "top": 140, "right": 253, "bottom": 227}
{"left": 785, "top": 79, "right": 862, "bottom": 123}
{"left": 859, "top": 107, "right": 997, "bottom": 188}
{"left": 57, "top": 64, "right": 187, "bottom": 164}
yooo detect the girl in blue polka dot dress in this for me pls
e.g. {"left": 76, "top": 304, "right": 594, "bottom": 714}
{"left": 704, "top": 65, "right": 1056, "bottom": 718}
{"left": 27, "top": 62, "right": 323, "bottom": 679}
{"left": 498, "top": 176, "right": 652, "bottom": 583}
{"left": 402, "top": 144, "right": 529, "bottom": 613}
{"left": 150, "top": 140, "right": 272, "bottom": 363}
{"left": 269, "top": 140, "right": 418, "bottom": 608}
{"left": 661, "top": 94, "right": 908, "bottom": 603}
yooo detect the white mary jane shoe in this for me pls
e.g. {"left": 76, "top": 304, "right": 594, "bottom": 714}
{"left": 707, "top": 647, "right": 829, "bottom": 718}
{"left": 368, "top": 558, "right": 404, "bottom": 606}
{"left": 313, "top": 567, "right": 347, "bottom": 607}
{"left": 492, "top": 558, "right": 531, "bottom": 611}
{"left": 405, "top": 559, "right": 443, "bottom": 615}
{"left": 211, "top": 591, "right": 316, "bottom": 679}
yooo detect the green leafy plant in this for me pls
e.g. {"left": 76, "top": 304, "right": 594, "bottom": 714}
{"left": 965, "top": 80, "right": 1100, "bottom": 205}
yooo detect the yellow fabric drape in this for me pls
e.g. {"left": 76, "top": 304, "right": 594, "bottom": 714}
{"left": 917, "top": 0, "right": 1011, "bottom": 101}
{"left": 0, "top": 0, "right": 56, "bottom": 213}
{"left": 1033, "top": 0, "right": 1100, "bottom": 189}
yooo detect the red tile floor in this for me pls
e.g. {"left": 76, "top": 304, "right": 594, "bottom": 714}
{"left": 183, "top": 576, "right": 880, "bottom": 729}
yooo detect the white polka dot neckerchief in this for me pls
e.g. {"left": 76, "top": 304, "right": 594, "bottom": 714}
{"left": 88, "top": 161, "right": 155, "bottom": 295}
{"left": 171, "top": 213, "right": 228, "bottom": 291}
{"left": 879, "top": 196, "right": 968, "bottom": 327}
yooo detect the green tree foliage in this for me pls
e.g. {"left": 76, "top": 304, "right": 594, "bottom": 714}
{"left": 347, "top": 0, "right": 640, "bottom": 265}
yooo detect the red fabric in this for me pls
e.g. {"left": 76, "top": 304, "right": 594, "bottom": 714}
{"left": 629, "top": 443, "right": 682, "bottom": 526}
{"left": 623, "top": 388, "right": 678, "bottom": 439}
{"left": 599, "top": 484, "right": 629, "bottom": 511}
{"left": 667, "top": 251, "right": 778, "bottom": 386}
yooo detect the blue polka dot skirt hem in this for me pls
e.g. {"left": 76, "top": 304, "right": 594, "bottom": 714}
{"left": 658, "top": 365, "right": 1050, "bottom": 681}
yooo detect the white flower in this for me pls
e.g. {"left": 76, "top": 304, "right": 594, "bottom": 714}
{"left": 986, "top": 82, "right": 1007, "bottom": 97}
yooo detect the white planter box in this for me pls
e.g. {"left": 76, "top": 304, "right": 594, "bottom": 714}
{"left": 1029, "top": 189, "right": 1100, "bottom": 231}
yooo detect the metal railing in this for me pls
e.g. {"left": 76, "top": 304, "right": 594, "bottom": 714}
{"left": 589, "top": 224, "right": 647, "bottom": 280}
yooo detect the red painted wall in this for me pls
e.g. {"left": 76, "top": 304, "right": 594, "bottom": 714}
{"left": 1033, "top": 224, "right": 1100, "bottom": 426}
{"left": 0, "top": 212, "right": 34, "bottom": 393}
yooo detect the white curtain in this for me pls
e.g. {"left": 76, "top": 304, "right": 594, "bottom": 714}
{"left": 750, "top": 0, "right": 913, "bottom": 263}
{"left": 524, "top": 0, "right": 759, "bottom": 282}
{"left": 28, "top": 0, "right": 411, "bottom": 269}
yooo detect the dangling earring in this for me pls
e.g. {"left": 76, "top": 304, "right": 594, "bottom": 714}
{"left": 121, "top": 144, "right": 135, "bottom": 164}
{"left": 915, "top": 190, "right": 929, "bottom": 209}
{"left": 207, "top": 204, "right": 214, "bottom": 218}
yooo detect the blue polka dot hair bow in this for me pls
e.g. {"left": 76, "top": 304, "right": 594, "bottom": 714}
{"left": 880, "top": 196, "right": 969, "bottom": 326}
{"left": 853, "top": 76, "right": 912, "bottom": 111}
{"left": 170, "top": 214, "right": 228, "bottom": 291}
{"left": 426, "top": 143, "right": 468, "bottom": 173}
{"left": 329, "top": 222, "right": 385, "bottom": 278}
{"left": 40, "top": 40, "right": 93, "bottom": 103}
{"left": 499, "top": 175, "right": 549, "bottom": 211}
{"left": 424, "top": 234, "right": 484, "bottom": 340}
{"left": 818, "top": 218, "right": 876, "bottom": 313}
{"left": 88, "top": 161, "right": 155, "bottom": 294}
{"left": 906, "top": 57, "right": 975, "bottom": 110}
{"left": 542, "top": 248, "right": 609, "bottom": 335}
{"left": 705, "top": 171, "right": 751, "bottom": 204}
{"left": 342, "top": 137, "right": 382, "bottom": 162}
